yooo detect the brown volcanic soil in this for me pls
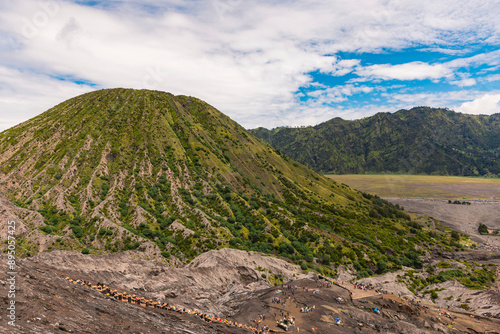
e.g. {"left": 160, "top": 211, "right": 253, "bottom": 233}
{"left": 2, "top": 250, "right": 500, "bottom": 334}
{"left": 386, "top": 198, "right": 500, "bottom": 248}
{"left": 0, "top": 256, "right": 243, "bottom": 334}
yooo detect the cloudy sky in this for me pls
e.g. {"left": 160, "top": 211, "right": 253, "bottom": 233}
{"left": 0, "top": 0, "right": 499, "bottom": 131}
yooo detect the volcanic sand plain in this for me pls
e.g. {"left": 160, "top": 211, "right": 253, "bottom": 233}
{"left": 326, "top": 174, "right": 500, "bottom": 200}
{"left": 326, "top": 175, "right": 500, "bottom": 248}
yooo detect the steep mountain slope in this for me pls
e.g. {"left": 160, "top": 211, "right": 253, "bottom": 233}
{"left": 251, "top": 107, "right": 500, "bottom": 175}
{"left": 0, "top": 89, "right": 452, "bottom": 274}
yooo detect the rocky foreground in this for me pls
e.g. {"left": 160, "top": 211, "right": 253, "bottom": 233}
{"left": 1, "top": 249, "right": 500, "bottom": 333}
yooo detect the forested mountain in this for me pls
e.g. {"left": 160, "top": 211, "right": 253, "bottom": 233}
{"left": 0, "top": 89, "right": 453, "bottom": 275}
{"left": 251, "top": 107, "right": 500, "bottom": 176}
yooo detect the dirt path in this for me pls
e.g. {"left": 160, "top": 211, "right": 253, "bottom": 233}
{"left": 338, "top": 282, "right": 378, "bottom": 300}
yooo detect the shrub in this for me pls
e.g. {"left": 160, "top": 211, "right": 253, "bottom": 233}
{"left": 143, "top": 228, "right": 153, "bottom": 238}
{"left": 406, "top": 251, "right": 423, "bottom": 269}
{"left": 478, "top": 223, "right": 489, "bottom": 234}
{"left": 126, "top": 241, "right": 141, "bottom": 250}
{"left": 40, "top": 226, "right": 52, "bottom": 234}
{"left": 258, "top": 242, "right": 273, "bottom": 254}
{"left": 377, "top": 259, "right": 387, "bottom": 274}
{"left": 437, "top": 261, "right": 451, "bottom": 268}
{"left": 279, "top": 242, "right": 294, "bottom": 255}
{"left": 81, "top": 248, "right": 90, "bottom": 255}
{"left": 71, "top": 225, "right": 83, "bottom": 238}
{"left": 249, "top": 230, "right": 263, "bottom": 243}
{"left": 229, "top": 238, "right": 242, "bottom": 246}
{"left": 357, "top": 271, "right": 370, "bottom": 278}
{"left": 300, "top": 262, "right": 308, "bottom": 270}
{"left": 304, "top": 254, "right": 314, "bottom": 263}
{"left": 353, "top": 261, "right": 362, "bottom": 271}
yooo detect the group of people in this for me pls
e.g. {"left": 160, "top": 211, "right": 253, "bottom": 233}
{"left": 276, "top": 314, "right": 295, "bottom": 331}
{"left": 271, "top": 296, "right": 283, "bottom": 304}
{"left": 279, "top": 284, "right": 297, "bottom": 298}
{"left": 251, "top": 314, "right": 268, "bottom": 331}
{"left": 353, "top": 282, "right": 374, "bottom": 291}
{"left": 64, "top": 277, "right": 264, "bottom": 333}
{"left": 299, "top": 305, "right": 315, "bottom": 313}
{"left": 438, "top": 310, "right": 455, "bottom": 321}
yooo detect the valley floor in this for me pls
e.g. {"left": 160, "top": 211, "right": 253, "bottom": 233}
{"left": 326, "top": 174, "right": 500, "bottom": 200}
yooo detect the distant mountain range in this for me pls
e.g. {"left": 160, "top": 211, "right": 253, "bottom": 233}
{"left": 250, "top": 107, "right": 500, "bottom": 176}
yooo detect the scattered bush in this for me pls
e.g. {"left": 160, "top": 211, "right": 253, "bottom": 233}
{"left": 71, "top": 225, "right": 83, "bottom": 238}
{"left": 478, "top": 223, "right": 489, "bottom": 235}
{"left": 40, "top": 226, "right": 52, "bottom": 234}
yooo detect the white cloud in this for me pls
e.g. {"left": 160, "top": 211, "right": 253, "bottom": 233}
{"left": 350, "top": 49, "right": 500, "bottom": 86}
{"left": 447, "top": 49, "right": 500, "bottom": 69}
{"left": 356, "top": 62, "right": 452, "bottom": 81}
{"left": 456, "top": 94, "right": 500, "bottom": 115}
{"left": 450, "top": 78, "right": 477, "bottom": 87}
{"left": 0, "top": 0, "right": 499, "bottom": 130}
{"left": 0, "top": 66, "right": 94, "bottom": 130}
{"left": 305, "top": 84, "right": 374, "bottom": 104}
{"left": 386, "top": 89, "right": 478, "bottom": 105}
{"left": 328, "top": 59, "right": 360, "bottom": 76}
{"left": 485, "top": 74, "right": 500, "bottom": 82}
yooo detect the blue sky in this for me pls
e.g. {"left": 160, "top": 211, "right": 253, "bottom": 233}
{"left": 0, "top": 0, "right": 499, "bottom": 131}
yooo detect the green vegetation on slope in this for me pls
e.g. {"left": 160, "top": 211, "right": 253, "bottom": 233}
{"left": 251, "top": 107, "right": 500, "bottom": 176}
{"left": 0, "top": 89, "right": 463, "bottom": 277}
{"left": 400, "top": 260, "right": 497, "bottom": 295}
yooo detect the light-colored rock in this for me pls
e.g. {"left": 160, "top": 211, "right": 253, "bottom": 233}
{"left": 356, "top": 270, "right": 414, "bottom": 298}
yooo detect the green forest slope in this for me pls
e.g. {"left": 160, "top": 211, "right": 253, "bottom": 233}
{"left": 251, "top": 107, "right": 500, "bottom": 176}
